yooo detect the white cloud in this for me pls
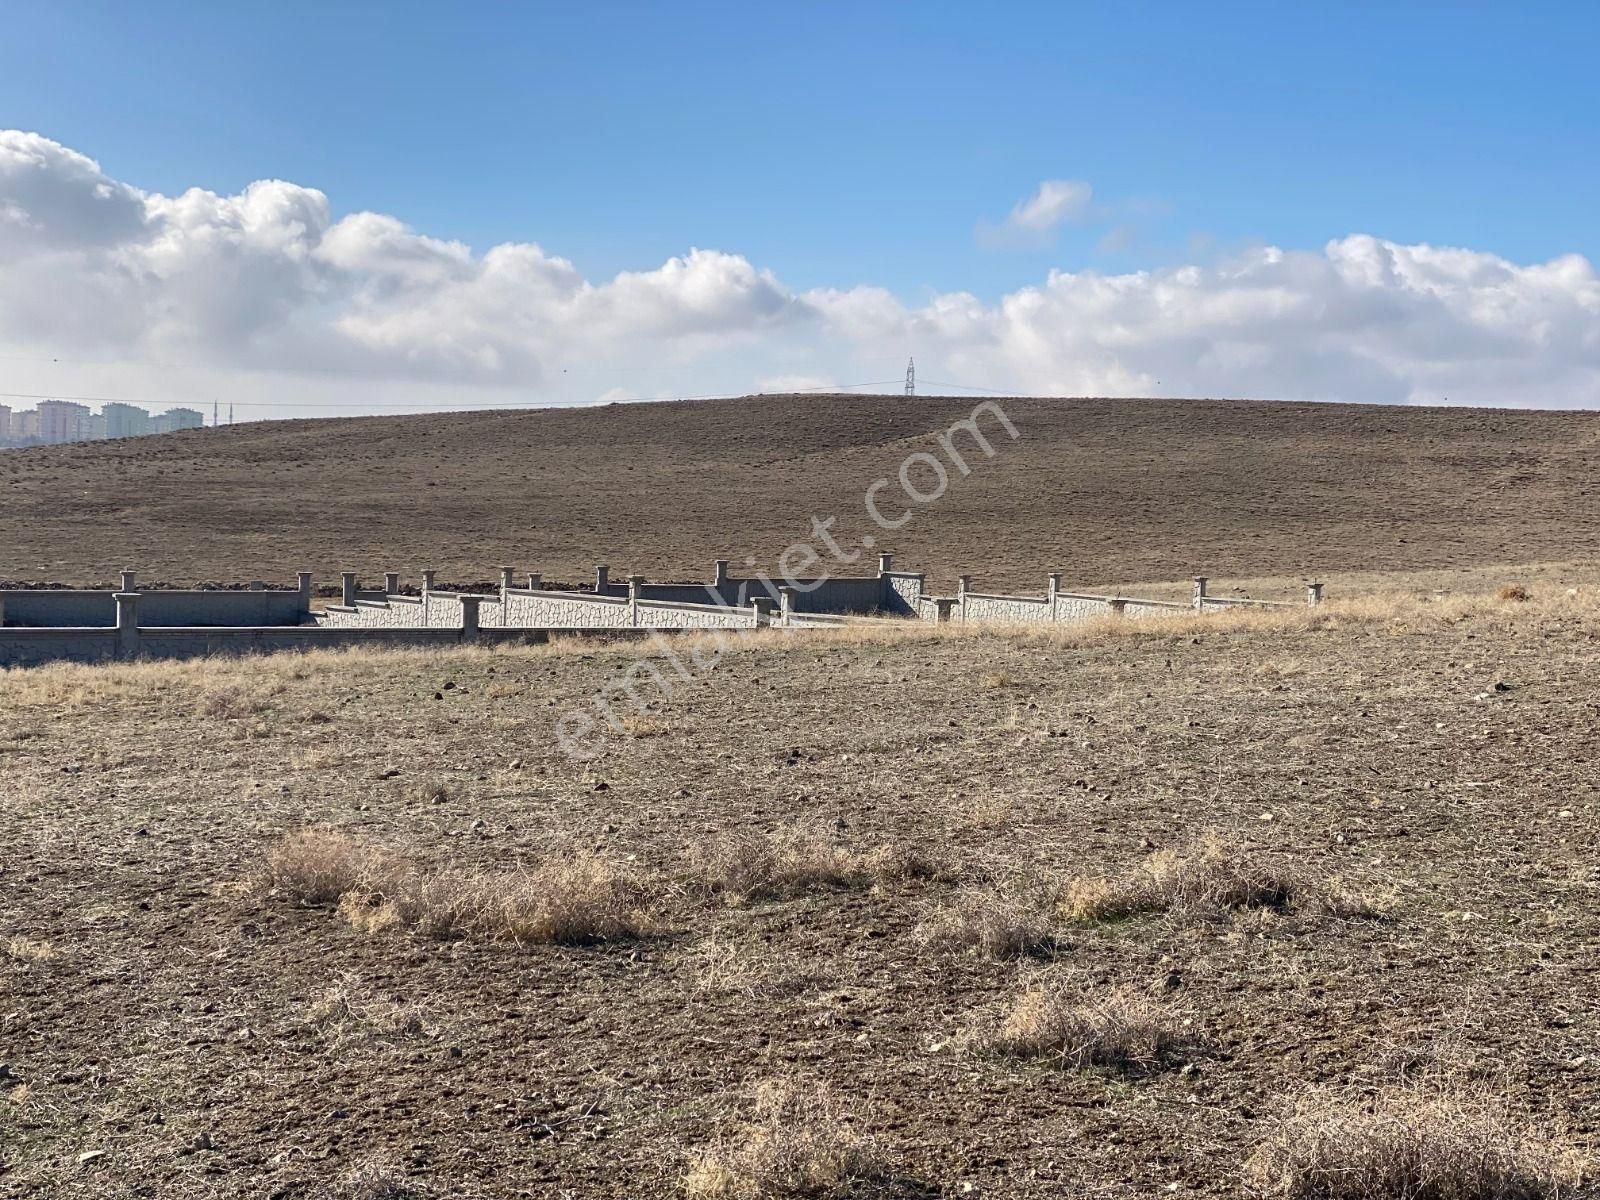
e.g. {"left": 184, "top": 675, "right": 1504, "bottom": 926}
{"left": 0, "top": 130, "right": 1597, "bottom": 412}
{"left": 977, "top": 179, "right": 1096, "bottom": 248}
{"left": 1008, "top": 179, "right": 1095, "bottom": 233}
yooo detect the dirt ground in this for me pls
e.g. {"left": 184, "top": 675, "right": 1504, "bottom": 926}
{"left": 3, "top": 394, "right": 1599, "bottom": 591}
{"left": 2, "top": 571, "right": 1597, "bottom": 1197}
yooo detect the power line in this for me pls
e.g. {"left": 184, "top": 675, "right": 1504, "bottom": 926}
{"left": 918, "top": 378, "right": 1018, "bottom": 395}
{"left": 0, "top": 377, "right": 914, "bottom": 413}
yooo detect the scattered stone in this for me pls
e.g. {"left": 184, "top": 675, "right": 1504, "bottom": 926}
{"left": 77, "top": 1150, "right": 106, "bottom": 1167}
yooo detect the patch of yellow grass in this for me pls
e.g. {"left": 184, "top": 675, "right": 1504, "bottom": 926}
{"left": 684, "top": 1081, "right": 886, "bottom": 1199}
{"left": 1061, "top": 837, "right": 1303, "bottom": 921}
{"left": 4, "top": 936, "right": 55, "bottom": 963}
{"left": 686, "top": 826, "right": 948, "bottom": 902}
{"left": 1061, "top": 837, "right": 1386, "bottom": 924}
{"left": 267, "top": 827, "right": 400, "bottom": 906}
{"left": 919, "top": 881, "right": 1058, "bottom": 959}
{"left": 1245, "top": 1085, "right": 1589, "bottom": 1199}
{"left": 267, "top": 830, "right": 653, "bottom": 945}
{"left": 985, "top": 986, "right": 1186, "bottom": 1071}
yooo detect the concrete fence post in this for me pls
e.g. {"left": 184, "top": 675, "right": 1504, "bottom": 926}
{"left": 713, "top": 559, "right": 730, "bottom": 590}
{"left": 1307, "top": 581, "right": 1325, "bottom": 608}
{"left": 1048, "top": 572, "right": 1062, "bottom": 602}
{"left": 1192, "top": 576, "right": 1208, "bottom": 610}
{"left": 120, "top": 569, "right": 137, "bottom": 593}
{"left": 628, "top": 574, "right": 644, "bottom": 626}
{"left": 957, "top": 574, "right": 971, "bottom": 599}
{"left": 383, "top": 572, "right": 400, "bottom": 596}
{"left": 341, "top": 572, "right": 357, "bottom": 607}
{"left": 296, "top": 572, "right": 313, "bottom": 603}
{"left": 595, "top": 564, "right": 610, "bottom": 594}
{"left": 459, "top": 595, "right": 481, "bottom": 639}
{"left": 114, "top": 592, "right": 141, "bottom": 659}
{"left": 779, "top": 586, "right": 796, "bottom": 627}
{"left": 422, "top": 570, "right": 436, "bottom": 595}
{"left": 526, "top": 572, "right": 541, "bottom": 592}
{"left": 877, "top": 552, "right": 894, "bottom": 575}
{"left": 749, "top": 597, "right": 772, "bottom": 625}
{"left": 934, "top": 596, "right": 959, "bottom": 624}
{"left": 499, "top": 566, "right": 515, "bottom": 598}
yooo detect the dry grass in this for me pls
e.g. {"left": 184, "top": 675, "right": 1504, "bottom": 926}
{"left": 1244, "top": 1085, "right": 1589, "bottom": 1199}
{"left": 201, "top": 681, "right": 285, "bottom": 719}
{"left": 266, "top": 831, "right": 653, "bottom": 945}
{"left": 1060, "top": 837, "right": 1304, "bottom": 922}
{"left": 684, "top": 1081, "right": 887, "bottom": 1199}
{"left": 919, "top": 880, "right": 1059, "bottom": 959}
{"left": 621, "top": 711, "right": 672, "bottom": 738}
{"left": 984, "top": 985, "right": 1186, "bottom": 1072}
{"left": 266, "top": 827, "right": 399, "bottom": 906}
{"left": 339, "top": 855, "right": 652, "bottom": 945}
{"left": 4, "top": 935, "right": 55, "bottom": 963}
{"left": 302, "top": 984, "right": 434, "bottom": 1043}
{"left": 1498, "top": 583, "right": 1532, "bottom": 602}
{"left": 324, "top": 1158, "right": 432, "bottom": 1199}
{"left": 685, "top": 826, "right": 947, "bottom": 902}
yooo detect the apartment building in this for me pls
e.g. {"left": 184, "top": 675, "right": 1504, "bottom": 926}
{"left": 103, "top": 402, "right": 152, "bottom": 439}
{"left": 2, "top": 401, "right": 209, "bottom": 446}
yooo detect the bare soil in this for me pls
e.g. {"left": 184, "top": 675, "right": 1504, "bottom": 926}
{"left": 3, "top": 394, "right": 1598, "bottom": 590}
{"left": 3, "top": 584, "right": 1597, "bottom": 1197}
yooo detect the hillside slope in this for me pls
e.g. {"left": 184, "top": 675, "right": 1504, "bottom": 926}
{"left": 2, "top": 394, "right": 1597, "bottom": 589}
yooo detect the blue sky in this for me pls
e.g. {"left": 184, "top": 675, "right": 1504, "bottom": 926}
{"left": 1, "top": 2, "right": 1597, "bottom": 412}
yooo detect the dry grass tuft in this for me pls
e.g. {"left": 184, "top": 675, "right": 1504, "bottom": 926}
{"left": 686, "top": 826, "right": 948, "bottom": 902}
{"left": 1061, "top": 837, "right": 1303, "bottom": 922}
{"left": 303, "top": 984, "right": 434, "bottom": 1042}
{"left": 684, "top": 1081, "right": 887, "bottom": 1199}
{"left": 267, "top": 827, "right": 400, "bottom": 906}
{"left": 326, "top": 1158, "right": 432, "bottom": 1199}
{"left": 621, "top": 711, "right": 671, "bottom": 738}
{"left": 1244, "top": 1085, "right": 1588, "bottom": 1199}
{"left": 337, "top": 853, "right": 651, "bottom": 945}
{"left": 1497, "top": 583, "right": 1532, "bottom": 602}
{"left": 268, "top": 831, "right": 652, "bottom": 944}
{"left": 201, "top": 681, "right": 284, "bottom": 719}
{"left": 4, "top": 935, "right": 55, "bottom": 963}
{"left": 984, "top": 986, "right": 1186, "bottom": 1072}
{"left": 919, "top": 881, "right": 1059, "bottom": 958}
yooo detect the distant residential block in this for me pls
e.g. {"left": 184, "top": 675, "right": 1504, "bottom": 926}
{"left": 2, "top": 400, "right": 211, "bottom": 447}
{"left": 153, "top": 407, "right": 205, "bottom": 433}
{"left": 37, "top": 399, "right": 92, "bottom": 444}
{"left": 103, "top": 402, "right": 152, "bottom": 439}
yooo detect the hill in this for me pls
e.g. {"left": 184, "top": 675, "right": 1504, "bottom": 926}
{"left": 2, "top": 393, "right": 1598, "bottom": 589}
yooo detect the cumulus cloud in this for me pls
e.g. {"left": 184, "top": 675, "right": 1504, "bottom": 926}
{"left": 0, "top": 130, "right": 1596, "bottom": 411}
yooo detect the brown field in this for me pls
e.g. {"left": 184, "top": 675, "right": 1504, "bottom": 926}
{"left": 4, "top": 575, "right": 1598, "bottom": 1197}
{"left": 3, "top": 394, "right": 1599, "bottom": 590}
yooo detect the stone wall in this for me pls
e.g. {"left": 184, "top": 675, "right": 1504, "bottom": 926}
{"left": 315, "top": 586, "right": 762, "bottom": 633}
{"left": 1, "top": 584, "right": 310, "bottom": 627}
